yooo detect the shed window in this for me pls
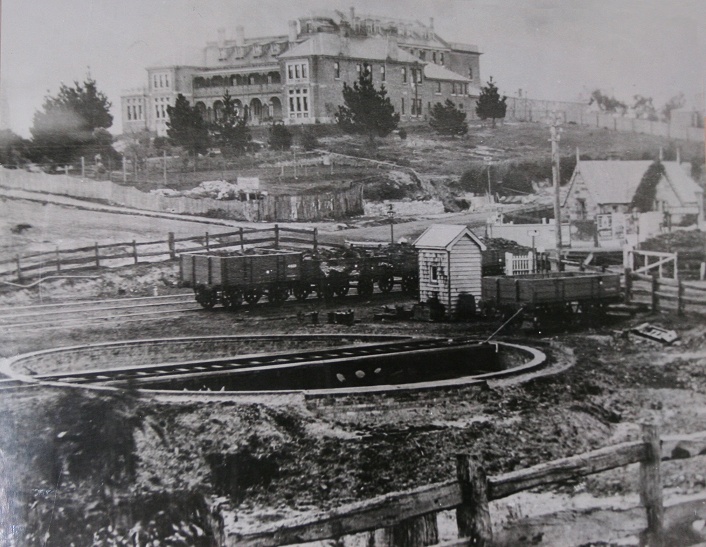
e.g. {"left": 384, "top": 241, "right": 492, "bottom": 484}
{"left": 430, "top": 265, "right": 439, "bottom": 282}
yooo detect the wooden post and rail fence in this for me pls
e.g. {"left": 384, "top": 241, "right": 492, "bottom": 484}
{"left": 228, "top": 424, "right": 706, "bottom": 547}
{"left": 0, "top": 225, "right": 326, "bottom": 284}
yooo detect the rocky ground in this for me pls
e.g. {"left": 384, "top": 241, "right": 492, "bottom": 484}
{"left": 1, "top": 259, "right": 706, "bottom": 545}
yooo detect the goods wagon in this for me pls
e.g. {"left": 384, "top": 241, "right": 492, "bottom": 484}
{"left": 180, "top": 250, "right": 304, "bottom": 308}
{"left": 480, "top": 271, "right": 622, "bottom": 328}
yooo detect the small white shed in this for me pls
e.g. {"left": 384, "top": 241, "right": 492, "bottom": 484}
{"left": 413, "top": 224, "right": 486, "bottom": 317}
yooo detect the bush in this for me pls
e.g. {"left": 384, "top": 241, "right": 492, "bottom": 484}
{"left": 398, "top": 128, "right": 407, "bottom": 140}
{"left": 268, "top": 122, "right": 292, "bottom": 151}
{"left": 300, "top": 127, "right": 319, "bottom": 151}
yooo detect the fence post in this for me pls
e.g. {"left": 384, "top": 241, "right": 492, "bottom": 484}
{"left": 168, "top": 232, "right": 176, "bottom": 260}
{"left": 81, "top": 156, "right": 85, "bottom": 180}
{"left": 132, "top": 240, "right": 138, "bottom": 264}
{"left": 651, "top": 273, "right": 659, "bottom": 312}
{"left": 205, "top": 232, "right": 210, "bottom": 251}
{"left": 678, "top": 280, "right": 685, "bottom": 316}
{"left": 94, "top": 242, "right": 100, "bottom": 268}
{"left": 640, "top": 423, "right": 664, "bottom": 547}
{"left": 274, "top": 224, "right": 280, "bottom": 249}
{"left": 313, "top": 228, "right": 318, "bottom": 256}
{"left": 456, "top": 454, "right": 492, "bottom": 546}
{"left": 239, "top": 227, "right": 245, "bottom": 252}
{"left": 15, "top": 255, "right": 22, "bottom": 282}
{"left": 624, "top": 268, "right": 632, "bottom": 304}
{"left": 384, "top": 514, "right": 439, "bottom": 547}
{"left": 56, "top": 247, "right": 61, "bottom": 273}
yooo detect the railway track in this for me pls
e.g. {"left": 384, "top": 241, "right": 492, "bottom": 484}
{"left": 28, "top": 337, "right": 489, "bottom": 388}
{"left": 0, "top": 293, "right": 199, "bottom": 331}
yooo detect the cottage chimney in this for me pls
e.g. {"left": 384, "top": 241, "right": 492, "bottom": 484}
{"left": 235, "top": 25, "right": 245, "bottom": 47}
{"left": 429, "top": 17, "right": 434, "bottom": 32}
{"left": 350, "top": 7, "right": 355, "bottom": 22}
{"left": 217, "top": 27, "right": 226, "bottom": 48}
{"left": 288, "top": 20, "right": 298, "bottom": 43}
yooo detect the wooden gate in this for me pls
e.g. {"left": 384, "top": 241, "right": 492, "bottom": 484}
{"left": 624, "top": 248, "right": 678, "bottom": 280}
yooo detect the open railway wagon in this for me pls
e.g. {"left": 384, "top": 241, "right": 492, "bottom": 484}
{"left": 345, "top": 243, "right": 419, "bottom": 296}
{"left": 480, "top": 271, "right": 622, "bottom": 330}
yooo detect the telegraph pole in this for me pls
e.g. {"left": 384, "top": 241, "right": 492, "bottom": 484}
{"left": 550, "top": 121, "right": 563, "bottom": 251}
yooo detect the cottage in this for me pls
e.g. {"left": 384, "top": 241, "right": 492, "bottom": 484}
{"left": 413, "top": 224, "right": 486, "bottom": 318}
{"left": 562, "top": 159, "right": 704, "bottom": 224}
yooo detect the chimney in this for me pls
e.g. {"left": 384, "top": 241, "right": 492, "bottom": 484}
{"left": 217, "top": 27, "right": 226, "bottom": 48}
{"left": 235, "top": 25, "right": 245, "bottom": 47}
{"left": 288, "top": 20, "right": 298, "bottom": 43}
{"left": 350, "top": 7, "right": 355, "bottom": 21}
{"left": 429, "top": 17, "right": 434, "bottom": 31}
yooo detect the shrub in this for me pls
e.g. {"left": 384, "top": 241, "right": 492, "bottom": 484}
{"left": 268, "top": 122, "right": 292, "bottom": 151}
{"left": 300, "top": 127, "right": 319, "bottom": 151}
{"left": 398, "top": 128, "right": 407, "bottom": 140}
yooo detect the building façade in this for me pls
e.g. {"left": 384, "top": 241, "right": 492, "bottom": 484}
{"left": 121, "top": 8, "right": 482, "bottom": 136}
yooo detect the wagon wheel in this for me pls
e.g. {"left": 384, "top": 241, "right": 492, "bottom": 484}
{"left": 401, "top": 274, "right": 418, "bottom": 295}
{"left": 268, "top": 285, "right": 290, "bottom": 305}
{"left": 334, "top": 279, "right": 350, "bottom": 297}
{"left": 194, "top": 286, "right": 217, "bottom": 310}
{"left": 221, "top": 288, "right": 242, "bottom": 310}
{"left": 293, "top": 284, "right": 311, "bottom": 302}
{"left": 378, "top": 274, "right": 394, "bottom": 294}
{"left": 357, "top": 276, "right": 374, "bottom": 297}
{"left": 242, "top": 288, "right": 262, "bottom": 305}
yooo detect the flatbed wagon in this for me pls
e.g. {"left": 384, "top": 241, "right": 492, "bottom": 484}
{"left": 481, "top": 271, "right": 622, "bottom": 328}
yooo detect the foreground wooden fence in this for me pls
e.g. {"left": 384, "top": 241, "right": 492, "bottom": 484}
{"left": 625, "top": 269, "right": 706, "bottom": 315}
{"left": 230, "top": 425, "right": 706, "bottom": 547}
{"left": 0, "top": 225, "right": 323, "bottom": 284}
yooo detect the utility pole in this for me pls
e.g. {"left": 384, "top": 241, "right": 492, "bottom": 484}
{"left": 387, "top": 204, "right": 395, "bottom": 244}
{"left": 550, "top": 121, "right": 562, "bottom": 251}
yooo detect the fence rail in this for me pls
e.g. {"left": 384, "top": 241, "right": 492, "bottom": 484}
{"left": 232, "top": 424, "right": 702, "bottom": 547}
{"left": 0, "top": 225, "right": 325, "bottom": 283}
{"left": 625, "top": 270, "right": 706, "bottom": 315}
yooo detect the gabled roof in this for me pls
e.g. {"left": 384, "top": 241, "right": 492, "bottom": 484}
{"left": 414, "top": 224, "right": 486, "bottom": 251}
{"left": 563, "top": 160, "right": 703, "bottom": 207}
{"left": 279, "top": 34, "right": 421, "bottom": 63}
{"left": 663, "top": 162, "right": 703, "bottom": 204}
{"left": 423, "top": 63, "right": 470, "bottom": 83}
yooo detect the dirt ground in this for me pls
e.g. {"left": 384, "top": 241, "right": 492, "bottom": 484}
{"left": 1, "top": 259, "right": 706, "bottom": 545}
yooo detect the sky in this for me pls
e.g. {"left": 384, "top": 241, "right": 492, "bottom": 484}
{"left": 1, "top": 0, "right": 704, "bottom": 137}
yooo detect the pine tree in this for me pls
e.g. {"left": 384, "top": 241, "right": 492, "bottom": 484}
{"left": 631, "top": 161, "right": 665, "bottom": 212}
{"left": 30, "top": 77, "right": 114, "bottom": 165}
{"left": 166, "top": 94, "right": 209, "bottom": 159}
{"left": 210, "top": 91, "right": 250, "bottom": 157}
{"left": 429, "top": 99, "right": 468, "bottom": 137}
{"left": 475, "top": 77, "right": 507, "bottom": 128}
{"left": 336, "top": 71, "right": 399, "bottom": 143}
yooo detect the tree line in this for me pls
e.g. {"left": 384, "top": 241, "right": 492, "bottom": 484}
{"left": 0, "top": 72, "right": 508, "bottom": 171}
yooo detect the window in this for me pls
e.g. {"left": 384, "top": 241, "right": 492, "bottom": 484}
{"left": 440, "top": 53, "right": 444, "bottom": 65}
{"left": 577, "top": 199, "right": 587, "bottom": 220}
{"left": 380, "top": 65, "right": 386, "bottom": 82}
{"left": 334, "top": 61, "right": 340, "bottom": 79}
{"left": 464, "top": 84, "right": 469, "bottom": 95}
{"left": 161, "top": 104, "right": 166, "bottom": 118}
{"left": 451, "top": 83, "right": 456, "bottom": 95}
{"left": 288, "top": 88, "right": 310, "bottom": 118}
{"left": 411, "top": 98, "right": 422, "bottom": 116}
{"left": 153, "top": 75, "right": 158, "bottom": 89}
{"left": 286, "top": 62, "right": 309, "bottom": 82}
{"left": 138, "top": 105, "right": 142, "bottom": 119}
{"left": 415, "top": 68, "right": 422, "bottom": 84}
{"left": 159, "top": 75, "right": 163, "bottom": 88}
{"left": 155, "top": 105, "right": 160, "bottom": 119}
{"left": 468, "top": 67, "right": 473, "bottom": 79}
{"left": 436, "top": 81, "right": 441, "bottom": 93}
{"left": 419, "top": 50, "right": 426, "bottom": 60}
{"left": 127, "top": 105, "right": 132, "bottom": 121}
{"left": 356, "top": 63, "right": 362, "bottom": 74}
{"left": 165, "top": 74, "right": 170, "bottom": 88}
{"left": 430, "top": 265, "right": 439, "bottom": 282}
{"left": 401, "top": 98, "right": 405, "bottom": 115}
{"left": 401, "top": 67, "right": 407, "bottom": 83}
{"left": 432, "top": 51, "right": 437, "bottom": 63}
{"left": 363, "top": 63, "right": 371, "bottom": 76}
{"left": 411, "top": 99, "right": 416, "bottom": 116}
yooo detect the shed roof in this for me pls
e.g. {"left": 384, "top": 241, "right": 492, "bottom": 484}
{"left": 414, "top": 224, "right": 486, "bottom": 251}
{"left": 563, "top": 160, "right": 703, "bottom": 207}
{"left": 423, "top": 62, "right": 472, "bottom": 84}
